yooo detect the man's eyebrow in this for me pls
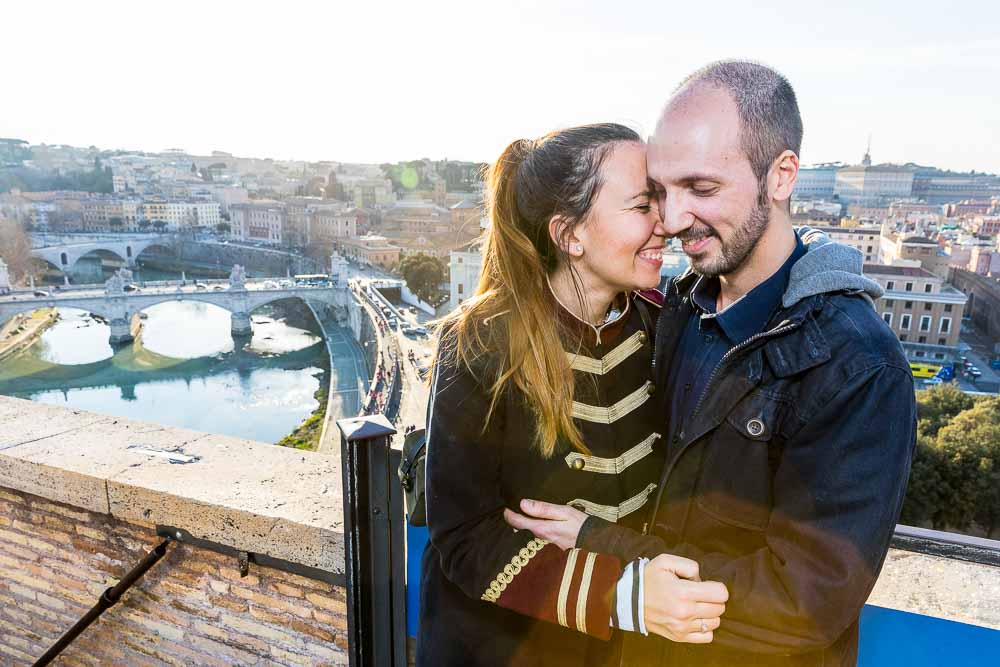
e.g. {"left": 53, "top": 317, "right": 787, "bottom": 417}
{"left": 627, "top": 191, "right": 651, "bottom": 202}
{"left": 678, "top": 173, "right": 723, "bottom": 184}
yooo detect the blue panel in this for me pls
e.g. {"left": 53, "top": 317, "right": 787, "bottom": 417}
{"left": 406, "top": 521, "right": 1000, "bottom": 662}
{"left": 860, "top": 605, "right": 1000, "bottom": 667}
{"left": 406, "top": 523, "right": 429, "bottom": 638}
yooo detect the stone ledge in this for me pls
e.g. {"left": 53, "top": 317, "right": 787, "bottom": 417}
{"left": 0, "top": 396, "right": 344, "bottom": 573}
{"left": 869, "top": 548, "right": 1000, "bottom": 631}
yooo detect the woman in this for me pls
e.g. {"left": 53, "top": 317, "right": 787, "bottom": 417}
{"left": 418, "top": 124, "right": 715, "bottom": 666}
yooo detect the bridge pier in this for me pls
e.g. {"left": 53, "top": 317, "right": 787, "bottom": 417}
{"left": 231, "top": 311, "right": 253, "bottom": 338}
{"left": 109, "top": 317, "right": 134, "bottom": 346}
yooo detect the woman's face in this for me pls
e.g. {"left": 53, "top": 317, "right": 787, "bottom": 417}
{"left": 572, "top": 141, "right": 666, "bottom": 292}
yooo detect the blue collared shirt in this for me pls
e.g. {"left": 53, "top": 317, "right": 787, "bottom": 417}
{"left": 664, "top": 235, "right": 807, "bottom": 444}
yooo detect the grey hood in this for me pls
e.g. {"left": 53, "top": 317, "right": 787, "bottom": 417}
{"left": 783, "top": 226, "right": 884, "bottom": 309}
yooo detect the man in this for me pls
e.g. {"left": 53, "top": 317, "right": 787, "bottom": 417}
{"left": 510, "top": 61, "right": 916, "bottom": 666}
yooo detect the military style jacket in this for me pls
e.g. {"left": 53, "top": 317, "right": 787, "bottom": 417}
{"left": 417, "top": 290, "right": 665, "bottom": 667}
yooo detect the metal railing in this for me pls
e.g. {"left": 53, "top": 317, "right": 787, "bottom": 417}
{"left": 337, "top": 414, "right": 407, "bottom": 667}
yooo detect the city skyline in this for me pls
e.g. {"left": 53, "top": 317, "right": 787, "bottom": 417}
{"left": 3, "top": 1, "right": 1000, "bottom": 173}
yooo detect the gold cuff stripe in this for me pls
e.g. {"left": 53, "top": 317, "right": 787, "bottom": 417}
{"left": 565, "top": 432, "right": 661, "bottom": 474}
{"left": 572, "top": 381, "right": 654, "bottom": 424}
{"left": 576, "top": 551, "right": 598, "bottom": 634}
{"left": 567, "top": 330, "right": 645, "bottom": 376}
{"left": 567, "top": 483, "right": 658, "bottom": 524}
{"left": 557, "top": 549, "right": 581, "bottom": 628}
{"left": 480, "top": 538, "right": 549, "bottom": 603}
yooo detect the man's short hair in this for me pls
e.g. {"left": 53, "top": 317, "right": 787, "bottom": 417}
{"left": 677, "top": 61, "right": 803, "bottom": 182}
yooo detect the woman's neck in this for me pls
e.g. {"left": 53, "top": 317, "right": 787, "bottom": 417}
{"left": 547, "top": 266, "right": 617, "bottom": 326}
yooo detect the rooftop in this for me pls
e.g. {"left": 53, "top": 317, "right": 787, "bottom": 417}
{"left": 863, "top": 264, "right": 937, "bottom": 278}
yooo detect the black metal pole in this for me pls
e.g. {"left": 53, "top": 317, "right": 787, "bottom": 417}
{"left": 33, "top": 538, "right": 173, "bottom": 667}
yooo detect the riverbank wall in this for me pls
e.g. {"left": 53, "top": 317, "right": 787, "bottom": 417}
{"left": 0, "top": 309, "right": 58, "bottom": 363}
{"left": 142, "top": 242, "right": 324, "bottom": 278}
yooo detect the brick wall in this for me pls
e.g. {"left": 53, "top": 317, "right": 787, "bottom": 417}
{"left": 0, "top": 487, "right": 348, "bottom": 666}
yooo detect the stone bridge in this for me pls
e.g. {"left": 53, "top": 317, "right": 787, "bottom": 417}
{"left": 0, "top": 282, "right": 350, "bottom": 345}
{"left": 30, "top": 234, "right": 178, "bottom": 272}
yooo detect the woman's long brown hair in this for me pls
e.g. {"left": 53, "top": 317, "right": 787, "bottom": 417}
{"left": 434, "top": 124, "right": 640, "bottom": 458}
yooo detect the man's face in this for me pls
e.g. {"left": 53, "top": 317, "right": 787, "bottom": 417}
{"left": 647, "top": 86, "right": 770, "bottom": 277}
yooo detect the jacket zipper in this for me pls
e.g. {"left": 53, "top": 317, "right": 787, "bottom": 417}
{"left": 643, "top": 319, "right": 801, "bottom": 534}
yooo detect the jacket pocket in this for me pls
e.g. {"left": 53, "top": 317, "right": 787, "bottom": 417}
{"left": 694, "top": 391, "right": 784, "bottom": 532}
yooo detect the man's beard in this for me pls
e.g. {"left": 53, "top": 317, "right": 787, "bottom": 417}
{"left": 685, "top": 187, "right": 771, "bottom": 277}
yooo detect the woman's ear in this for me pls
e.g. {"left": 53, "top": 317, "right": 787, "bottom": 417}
{"left": 549, "top": 215, "right": 583, "bottom": 257}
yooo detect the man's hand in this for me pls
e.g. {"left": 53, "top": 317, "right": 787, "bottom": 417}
{"left": 644, "top": 554, "right": 728, "bottom": 643}
{"left": 503, "top": 499, "right": 587, "bottom": 550}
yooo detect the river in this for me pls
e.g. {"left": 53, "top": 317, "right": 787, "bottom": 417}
{"left": 0, "top": 275, "right": 334, "bottom": 444}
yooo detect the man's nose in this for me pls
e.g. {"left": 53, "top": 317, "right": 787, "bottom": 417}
{"left": 660, "top": 192, "right": 694, "bottom": 236}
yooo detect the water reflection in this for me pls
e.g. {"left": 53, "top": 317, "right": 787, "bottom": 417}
{"left": 0, "top": 300, "right": 330, "bottom": 444}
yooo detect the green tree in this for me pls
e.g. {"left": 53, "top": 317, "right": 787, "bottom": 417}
{"left": 932, "top": 397, "right": 1000, "bottom": 534}
{"left": 216, "top": 222, "right": 232, "bottom": 234}
{"left": 138, "top": 219, "right": 152, "bottom": 230}
{"left": 152, "top": 219, "right": 168, "bottom": 231}
{"left": 109, "top": 216, "right": 124, "bottom": 228}
{"left": 900, "top": 434, "right": 949, "bottom": 529}
{"left": 916, "top": 383, "right": 975, "bottom": 438}
{"left": 398, "top": 253, "right": 447, "bottom": 304}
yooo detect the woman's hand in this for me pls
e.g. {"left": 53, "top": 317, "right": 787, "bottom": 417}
{"left": 503, "top": 499, "right": 587, "bottom": 551}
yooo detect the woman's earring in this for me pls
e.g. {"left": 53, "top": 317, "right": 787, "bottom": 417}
{"left": 574, "top": 244, "right": 584, "bottom": 255}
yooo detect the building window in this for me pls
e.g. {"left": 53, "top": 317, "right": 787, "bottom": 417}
{"left": 901, "top": 314, "right": 911, "bottom": 330}
{"left": 882, "top": 313, "right": 893, "bottom": 326}
{"left": 919, "top": 336, "right": 927, "bottom": 343}
{"left": 867, "top": 245, "right": 873, "bottom": 253}
{"left": 905, "top": 282, "right": 913, "bottom": 292}
{"left": 924, "top": 283, "right": 933, "bottom": 293}
{"left": 885, "top": 299, "right": 894, "bottom": 307}
{"left": 905, "top": 301, "right": 913, "bottom": 309}
{"left": 900, "top": 334, "right": 908, "bottom": 342}
{"left": 924, "top": 303, "right": 932, "bottom": 311}
{"left": 938, "top": 338, "right": 947, "bottom": 346}
{"left": 458, "top": 284, "right": 464, "bottom": 295}
{"left": 919, "top": 315, "right": 931, "bottom": 332}
{"left": 940, "top": 317, "right": 951, "bottom": 334}
{"left": 887, "top": 281, "right": 895, "bottom": 290}
{"left": 945, "top": 304, "right": 953, "bottom": 313}
{"left": 915, "top": 351, "right": 925, "bottom": 358}
{"left": 935, "top": 353, "right": 945, "bottom": 360}
{"left": 457, "top": 257, "right": 463, "bottom": 263}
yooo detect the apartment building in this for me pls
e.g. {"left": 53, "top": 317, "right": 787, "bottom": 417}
{"left": 864, "top": 264, "right": 967, "bottom": 362}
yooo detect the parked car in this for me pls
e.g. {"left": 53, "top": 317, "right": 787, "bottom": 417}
{"left": 195, "top": 282, "right": 209, "bottom": 290}
{"left": 263, "top": 280, "right": 279, "bottom": 289}
{"left": 33, "top": 290, "right": 50, "bottom": 298}
{"left": 213, "top": 285, "right": 226, "bottom": 291}
{"left": 123, "top": 284, "right": 141, "bottom": 292}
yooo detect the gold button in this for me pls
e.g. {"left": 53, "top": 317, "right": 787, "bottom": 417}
{"left": 646, "top": 381, "right": 656, "bottom": 395}
{"left": 572, "top": 458, "right": 585, "bottom": 470}
{"left": 637, "top": 331, "right": 647, "bottom": 344}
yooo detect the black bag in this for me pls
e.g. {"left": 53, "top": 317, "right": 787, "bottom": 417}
{"left": 398, "top": 428, "right": 427, "bottom": 526}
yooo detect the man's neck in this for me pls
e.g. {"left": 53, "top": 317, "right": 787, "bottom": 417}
{"left": 548, "top": 266, "right": 616, "bottom": 326}
{"left": 717, "top": 218, "right": 797, "bottom": 311}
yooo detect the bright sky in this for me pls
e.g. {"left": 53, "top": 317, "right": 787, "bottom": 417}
{"left": 3, "top": 1, "right": 998, "bottom": 172}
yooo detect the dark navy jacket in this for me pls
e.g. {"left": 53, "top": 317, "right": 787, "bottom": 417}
{"left": 579, "top": 232, "right": 917, "bottom": 667}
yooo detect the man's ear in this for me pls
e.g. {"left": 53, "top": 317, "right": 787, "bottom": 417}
{"left": 770, "top": 150, "right": 799, "bottom": 205}
{"left": 548, "top": 215, "right": 583, "bottom": 257}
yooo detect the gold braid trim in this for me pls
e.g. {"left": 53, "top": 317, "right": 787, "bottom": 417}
{"left": 481, "top": 538, "right": 549, "bottom": 603}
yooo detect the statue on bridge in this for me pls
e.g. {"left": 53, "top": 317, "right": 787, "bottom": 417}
{"left": 0, "top": 258, "right": 10, "bottom": 295}
{"left": 103, "top": 267, "right": 134, "bottom": 296}
{"left": 229, "top": 264, "right": 247, "bottom": 291}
